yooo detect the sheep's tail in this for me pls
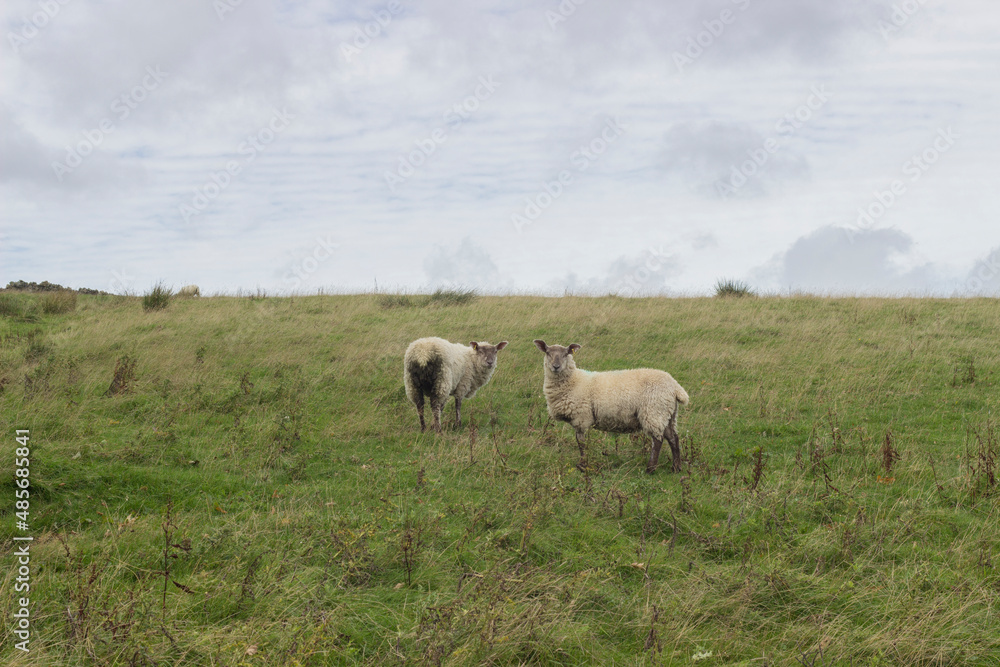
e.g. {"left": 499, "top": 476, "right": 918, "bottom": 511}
{"left": 405, "top": 351, "right": 443, "bottom": 395}
{"left": 675, "top": 385, "right": 689, "bottom": 405}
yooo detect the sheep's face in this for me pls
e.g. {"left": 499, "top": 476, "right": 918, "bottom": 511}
{"left": 470, "top": 341, "right": 508, "bottom": 369}
{"left": 533, "top": 340, "right": 580, "bottom": 375}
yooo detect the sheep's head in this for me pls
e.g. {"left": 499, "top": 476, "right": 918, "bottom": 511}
{"left": 533, "top": 340, "right": 580, "bottom": 375}
{"left": 470, "top": 341, "right": 508, "bottom": 369}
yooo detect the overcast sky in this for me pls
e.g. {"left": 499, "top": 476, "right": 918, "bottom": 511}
{"left": 2, "top": 0, "right": 998, "bottom": 296}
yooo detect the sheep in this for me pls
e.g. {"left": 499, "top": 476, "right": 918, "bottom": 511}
{"left": 178, "top": 285, "right": 200, "bottom": 297}
{"left": 404, "top": 337, "right": 508, "bottom": 432}
{"left": 533, "top": 340, "right": 689, "bottom": 473}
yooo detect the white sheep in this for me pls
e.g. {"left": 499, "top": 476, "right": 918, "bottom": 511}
{"left": 533, "top": 340, "right": 689, "bottom": 473}
{"left": 404, "top": 337, "right": 508, "bottom": 432}
{"left": 178, "top": 285, "right": 200, "bottom": 297}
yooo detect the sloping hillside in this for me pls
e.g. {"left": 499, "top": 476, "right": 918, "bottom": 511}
{"left": 1, "top": 293, "right": 998, "bottom": 665}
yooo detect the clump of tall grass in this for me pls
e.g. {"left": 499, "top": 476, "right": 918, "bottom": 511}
{"left": 714, "top": 278, "right": 755, "bottom": 298}
{"left": 0, "top": 293, "right": 24, "bottom": 318}
{"left": 142, "top": 283, "right": 172, "bottom": 311}
{"left": 377, "top": 293, "right": 417, "bottom": 309}
{"left": 0, "top": 292, "right": 39, "bottom": 321}
{"left": 376, "top": 289, "right": 477, "bottom": 310}
{"left": 40, "top": 290, "right": 78, "bottom": 314}
{"left": 428, "top": 288, "right": 477, "bottom": 306}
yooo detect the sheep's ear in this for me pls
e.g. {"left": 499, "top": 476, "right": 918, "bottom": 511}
{"left": 568, "top": 343, "right": 581, "bottom": 354}
{"left": 470, "top": 341, "right": 479, "bottom": 350}
{"left": 533, "top": 339, "right": 547, "bottom": 352}
{"left": 496, "top": 341, "right": 508, "bottom": 351}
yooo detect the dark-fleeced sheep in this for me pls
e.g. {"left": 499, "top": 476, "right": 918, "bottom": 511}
{"left": 404, "top": 337, "right": 508, "bottom": 432}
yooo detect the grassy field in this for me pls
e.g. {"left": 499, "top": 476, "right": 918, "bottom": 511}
{"left": 1, "top": 291, "right": 999, "bottom": 666}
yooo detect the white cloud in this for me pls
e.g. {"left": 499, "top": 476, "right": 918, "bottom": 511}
{"left": 560, "top": 250, "right": 679, "bottom": 295}
{"left": 424, "top": 237, "right": 501, "bottom": 290}
{"left": 960, "top": 245, "right": 1000, "bottom": 296}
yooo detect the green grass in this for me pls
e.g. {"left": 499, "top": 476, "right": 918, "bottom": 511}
{"left": 1, "top": 293, "right": 999, "bottom": 665}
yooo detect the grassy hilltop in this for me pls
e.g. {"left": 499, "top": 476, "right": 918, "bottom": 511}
{"left": 1, "top": 291, "right": 999, "bottom": 665}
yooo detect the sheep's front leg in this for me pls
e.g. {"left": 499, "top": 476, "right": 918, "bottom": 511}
{"left": 574, "top": 429, "right": 589, "bottom": 471}
{"left": 667, "top": 426, "right": 681, "bottom": 473}
{"left": 415, "top": 394, "right": 426, "bottom": 432}
{"left": 647, "top": 436, "right": 663, "bottom": 474}
{"left": 454, "top": 397, "right": 463, "bottom": 428}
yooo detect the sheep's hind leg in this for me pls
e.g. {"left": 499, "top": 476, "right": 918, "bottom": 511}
{"left": 430, "top": 397, "right": 445, "bottom": 434}
{"left": 666, "top": 410, "right": 681, "bottom": 473}
{"left": 415, "top": 393, "right": 426, "bottom": 432}
{"left": 647, "top": 436, "right": 663, "bottom": 474}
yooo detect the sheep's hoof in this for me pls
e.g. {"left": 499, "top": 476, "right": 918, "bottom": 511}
{"left": 575, "top": 460, "right": 590, "bottom": 473}
{"left": 645, "top": 465, "right": 657, "bottom": 475}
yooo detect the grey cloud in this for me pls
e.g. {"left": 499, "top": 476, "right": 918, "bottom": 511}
{"left": 755, "top": 225, "right": 945, "bottom": 295}
{"left": 690, "top": 233, "right": 719, "bottom": 250}
{"left": 414, "top": 0, "right": 890, "bottom": 83}
{"left": 0, "top": 106, "right": 133, "bottom": 190}
{"left": 11, "top": 0, "right": 299, "bottom": 131}
{"left": 705, "top": 0, "right": 882, "bottom": 61}
{"left": 0, "top": 108, "right": 52, "bottom": 185}
{"left": 660, "top": 121, "right": 807, "bottom": 198}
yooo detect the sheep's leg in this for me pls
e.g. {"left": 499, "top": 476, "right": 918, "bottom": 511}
{"left": 574, "top": 430, "right": 588, "bottom": 471}
{"left": 415, "top": 393, "right": 426, "bottom": 432}
{"left": 430, "top": 397, "right": 445, "bottom": 433}
{"left": 454, "top": 397, "right": 462, "bottom": 428}
{"left": 667, "top": 411, "right": 682, "bottom": 473}
{"left": 647, "top": 436, "right": 662, "bottom": 474}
